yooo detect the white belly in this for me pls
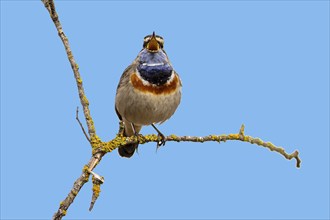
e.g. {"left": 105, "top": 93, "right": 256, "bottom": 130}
{"left": 116, "top": 83, "right": 181, "bottom": 126}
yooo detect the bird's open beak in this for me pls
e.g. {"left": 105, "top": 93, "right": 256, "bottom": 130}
{"left": 146, "top": 32, "right": 160, "bottom": 52}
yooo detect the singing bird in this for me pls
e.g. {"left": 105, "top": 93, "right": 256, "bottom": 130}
{"left": 115, "top": 32, "right": 182, "bottom": 158}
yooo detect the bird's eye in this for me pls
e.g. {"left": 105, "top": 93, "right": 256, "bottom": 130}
{"left": 156, "top": 37, "right": 164, "bottom": 48}
{"left": 143, "top": 36, "right": 152, "bottom": 48}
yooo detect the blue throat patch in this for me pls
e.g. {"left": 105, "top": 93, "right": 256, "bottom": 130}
{"left": 138, "top": 63, "right": 173, "bottom": 85}
{"left": 137, "top": 49, "right": 173, "bottom": 85}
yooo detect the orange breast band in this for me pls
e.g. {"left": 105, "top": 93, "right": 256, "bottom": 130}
{"left": 130, "top": 73, "right": 180, "bottom": 95}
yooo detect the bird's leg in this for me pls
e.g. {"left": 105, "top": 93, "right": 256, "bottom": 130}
{"left": 130, "top": 123, "right": 141, "bottom": 154}
{"left": 151, "top": 123, "right": 166, "bottom": 148}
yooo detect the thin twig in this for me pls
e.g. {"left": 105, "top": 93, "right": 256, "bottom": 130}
{"left": 76, "top": 107, "right": 90, "bottom": 143}
{"left": 89, "top": 174, "right": 104, "bottom": 211}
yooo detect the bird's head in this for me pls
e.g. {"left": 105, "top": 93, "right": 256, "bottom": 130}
{"left": 143, "top": 32, "right": 164, "bottom": 52}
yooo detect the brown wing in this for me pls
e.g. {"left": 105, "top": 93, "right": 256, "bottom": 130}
{"left": 114, "top": 62, "right": 137, "bottom": 120}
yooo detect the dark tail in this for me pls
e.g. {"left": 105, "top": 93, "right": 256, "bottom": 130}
{"left": 118, "top": 143, "right": 138, "bottom": 158}
{"left": 118, "top": 121, "right": 141, "bottom": 158}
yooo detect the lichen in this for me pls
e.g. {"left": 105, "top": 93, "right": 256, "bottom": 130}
{"left": 100, "top": 135, "right": 127, "bottom": 153}
{"left": 90, "top": 135, "right": 102, "bottom": 149}
{"left": 228, "top": 134, "right": 239, "bottom": 139}
{"left": 82, "top": 165, "right": 90, "bottom": 182}
{"left": 82, "top": 95, "right": 89, "bottom": 106}
{"left": 71, "top": 190, "right": 77, "bottom": 196}
{"left": 170, "top": 134, "right": 180, "bottom": 141}
{"left": 210, "top": 135, "right": 219, "bottom": 142}
{"left": 92, "top": 183, "right": 101, "bottom": 197}
{"left": 144, "top": 134, "right": 159, "bottom": 142}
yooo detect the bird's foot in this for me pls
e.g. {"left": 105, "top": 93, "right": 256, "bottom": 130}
{"left": 151, "top": 123, "right": 166, "bottom": 150}
{"left": 156, "top": 132, "right": 166, "bottom": 149}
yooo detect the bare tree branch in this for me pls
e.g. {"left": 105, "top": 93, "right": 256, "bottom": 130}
{"left": 42, "top": 0, "right": 96, "bottom": 137}
{"left": 41, "top": 0, "right": 301, "bottom": 219}
{"left": 98, "top": 124, "right": 301, "bottom": 168}
{"left": 52, "top": 124, "right": 301, "bottom": 219}
{"left": 52, "top": 152, "right": 104, "bottom": 219}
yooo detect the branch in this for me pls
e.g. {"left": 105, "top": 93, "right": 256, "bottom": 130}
{"left": 52, "top": 152, "right": 104, "bottom": 219}
{"left": 98, "top": 124, "right": 301, "bottom": 168}
{"left": 53, "top": 124, "right": 301, "bottom": 219}
{"left": 42, "top": 0, "right": 95, "bottom": 137}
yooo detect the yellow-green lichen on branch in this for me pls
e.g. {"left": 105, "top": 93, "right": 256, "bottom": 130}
{"left": 97, "top": 134, "right": 160, "bottom": 154}
{"left": 71, "top": 189, "right": 78, "bottom": 196}
{"left": 169, "top": 134, "right": 179, "bottom": 140}
{"left": 228, "top": 134, "right": 239, "bottom": 139}
{"left": 81, "top": 95, "right": 89, "bottom": 106}
{"left": 90, "top": 135, "right": 102, "bottom": 149}
{"left": 82, "top": 165, "right": 90, "bottom": 182}
{"left": 92, "top": 176, "right": 101, "bottom": 197}
{"left": 209, "top": 135, "right": 220, "bottom": 142}
{"left": 89, "top": 175, "right": 104, "bottom": 211}
{"left": 91, "top": 130, "right": 301, "bottom": 169}
{"left": 98, "top": 135, "right": 127, "bottom": 154}
{"left": 142, "top": 134, "right": 159, "bottom": 143}
{"left": 77, "top": 77, "right": 82, "bottom": 84}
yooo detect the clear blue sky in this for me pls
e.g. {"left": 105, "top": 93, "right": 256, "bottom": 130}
{"left": 1, "top": 1, "right": 329, "bottom": 219}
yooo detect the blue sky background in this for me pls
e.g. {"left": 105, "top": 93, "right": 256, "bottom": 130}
{"left": 1, "top": 1, "right": 329, "bottom": 219}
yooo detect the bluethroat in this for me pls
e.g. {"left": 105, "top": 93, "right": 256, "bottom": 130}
{"left": 115, "top": 32, "right": 182, "bottom": 158}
